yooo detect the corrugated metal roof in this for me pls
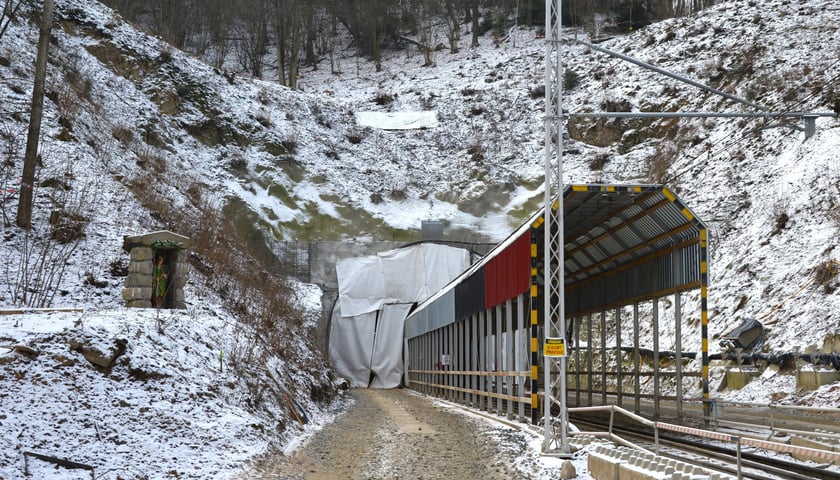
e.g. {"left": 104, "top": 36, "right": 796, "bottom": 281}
{"left": 559, "top": 185, "right": 707, "bottom": 316}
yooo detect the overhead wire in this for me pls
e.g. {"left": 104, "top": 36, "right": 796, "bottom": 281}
{"left": 664, "top": 48, "right": 840, "bottom": 185}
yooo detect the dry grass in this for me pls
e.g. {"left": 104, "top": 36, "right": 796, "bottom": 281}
{"left": 129, "top": 170, "right": 316, "bottom": 377}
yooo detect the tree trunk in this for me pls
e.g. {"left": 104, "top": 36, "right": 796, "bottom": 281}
{"left": 275, "top": 10, "right": 287, "bottom": 86}
{"left": 17, "top": 0, "right": 54, "bottom": 230}
{"left": 372, "top": 21, "right": 381, "bottom": 72}
{"left": 470, "top": 1, "right": 479, "bottom": 47}
{"left": 289, "top": 10, "right": 300, "bottom": 88}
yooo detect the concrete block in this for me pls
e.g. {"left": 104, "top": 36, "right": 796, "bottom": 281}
{"left": 125, "top": 273, "right": 151, "bottom": 288}
{"left": 129, "top": 259, "right": 153, "bottom": 275}
{"left": 588, "top": 450, "right": 623, "bottom": 480}
{"left": 126, "top": 299, "right": 152, "bottom": 308}
{"left": 130, "top": 247, "right": 154, "bottom": 261}
{"left": 122, "top": 287, "right": 151, "bottom": 301}
{"left": 725, "top": 368, "right": 758, "bottom": 389}
{"left": 796, "top": 369, "right": 840, "bottom": 390}
{"left": 618, "top": 462, "right": 670, "bottom": 480}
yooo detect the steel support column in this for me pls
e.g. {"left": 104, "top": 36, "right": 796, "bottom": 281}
{"left": 653, "top": 298, "right": 661, "bottom": 419}
{"left": 496, "top": 303, "right": 503, "bottom": 416}
{"left": 542, "top": 0, "right": 569, "bottom": 454}
{"left": 506, "top": 298, "right": 515, "bottom": 417}
{"left": 675, "top": 292, "right": 683, "bottom": 418}
{"left": 633, "top": 303, "right": 641, "bottom": 413}
{"left": 587, "top": 313, "right": 593, "bottom": 406}
{"left": 600, "top": 311, "right": 607, "bottom": 405}
{"left": 616, "top": 307, "right": 623, "bottom": 406}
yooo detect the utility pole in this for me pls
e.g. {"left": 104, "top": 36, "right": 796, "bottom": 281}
{"left": 17, "top": 0, "right": 54, "bottom": 230}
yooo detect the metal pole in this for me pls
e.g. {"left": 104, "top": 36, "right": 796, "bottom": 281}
{"left": 675, "top": 292, "right": 683, "bottom": 418}
{"left": 633, "top": 303, "right": 641, "bottom": 413}
{"left": 496, "top": 303, "right": 503, "bottom": 415}
{"left": 479, "top": 310, "right": 486, "bottom": 409}
{"left": 543, "top": 0, "right": 569, "bottom": 454}
{"left": 616, "top": 307, "right": 623, "bottom": 407}
{"left": 587, "top": 313, "right": 593, "bottom": 406}
{"left": 575, "top": 316, "right": 581, "bottom": 406}
{"left": 568, "top": 111, "right": 834, "bottom": 119}
{"left": 601, "top": 310, "right": 607, "bottom": 405}
{"left": 653, "top": 298, "right": 660, "bottom": 420}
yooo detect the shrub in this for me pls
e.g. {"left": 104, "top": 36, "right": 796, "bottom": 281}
{"left": 346, "top": 132, "right": 363, "bottom": 144}
{"left": 563, "top": 70, "right": 580, "bottom": 91}
{"left": 589, "top": 153, "right": 610, "bottom": 171}
{"left": 389, "top": 188, "right": 407, "bottom": 201}
{"left": 813, "top": 260, "right": 838, "bottom": 289}
{"left": 109, "top": 258, "right": 129, "bottom": 277}
{"left": 112, "top": 125, "right": 133, "bottom": 146}
{"left": 467, "top": 143, "right": 484, "bottom": 163}
{"left": 771, "top": 196, "right": 790, "bottom": 234}
{"left": 372, "top": 92, "right": 394, "bottom": 106}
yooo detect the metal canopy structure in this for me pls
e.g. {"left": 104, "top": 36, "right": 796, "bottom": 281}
{"left": 403, "top": 182, "right": 710, "bottom": 454}
{"left": 532, "top": 184, "right": 709, "bottom": 449}
{"left": 558, "top": 184, "right": 707, "bottom": 317}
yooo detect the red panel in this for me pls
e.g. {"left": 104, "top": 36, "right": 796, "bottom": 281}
{"left": 484, "top": 232, "right": 531, "bottom": 308}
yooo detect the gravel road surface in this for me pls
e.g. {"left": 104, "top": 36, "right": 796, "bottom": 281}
{"left": 240, "top": 388, "right": 551, "bottom": 479}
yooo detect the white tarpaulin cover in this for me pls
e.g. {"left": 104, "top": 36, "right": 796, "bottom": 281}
{"left": 336, "top": 243, "right": 470, "bottom": 318}
{"left": 369, "top": 303, "right": 412, "bottom": 388}
{"left": 330, "top": 243, "right": 470, "bottom": 388}
{"left": 355, "top": 111, "right": 439, "bottom": 130}
{"left": 329, "top": 307, "right": 376, "bottom": 388}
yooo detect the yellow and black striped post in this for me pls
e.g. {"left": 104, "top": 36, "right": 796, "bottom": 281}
{"left": 699, "top": 227, "right": 710, "bottom": 419}
{"left": 663, "top": 187, "right": 711, "bottom": 420}
{"left": 529, "top": 216, "right": 544, "bottom": 425}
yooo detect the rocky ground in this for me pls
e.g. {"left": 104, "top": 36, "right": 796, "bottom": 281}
{"left": 237, "top": 388, "right": 555, "bottom": 479}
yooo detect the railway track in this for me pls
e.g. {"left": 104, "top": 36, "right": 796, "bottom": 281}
{"left": 425, "top": 390, "right": 840, "bottom": 479}
{"left": 571, "top": 415, "right": 840, "bottom": 480}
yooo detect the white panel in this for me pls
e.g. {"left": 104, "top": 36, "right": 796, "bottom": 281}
{"left": 370, "top": 304, "right": 412, "bottom": 388}
{"left": 336, "top": 256, "right": 389, "bottom": 317}
{"left": 329, "top": 308, "right": 377, "bottom": 388}
{"left": 355, "top": 111, "right": 439, "bottom": 130}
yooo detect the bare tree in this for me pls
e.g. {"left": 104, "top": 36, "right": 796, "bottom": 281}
{"left": 0, "top": 0, "right": 25, "bottom": 41}
{"left": 443, "top": 0, "right": 463, "bottom": 54}
{"left": 235, "top": 0, "right": 271, "bottom": 77}
{"left": 271, "top": 0, "right": 301, "bottom": 88}
{"left": 17, "top": 0, "right": 54, "bottom": 230}
{"left": 153, "top": 0, "right": 193, "bottom": 49}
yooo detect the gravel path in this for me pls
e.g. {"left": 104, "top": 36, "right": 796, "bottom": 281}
{"left": 241, "top": 388, "right": 535, "bottom": 479}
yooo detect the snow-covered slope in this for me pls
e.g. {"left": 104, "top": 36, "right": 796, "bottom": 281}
{"left": 1, "top": 0, "right": 840, "bottom": 477}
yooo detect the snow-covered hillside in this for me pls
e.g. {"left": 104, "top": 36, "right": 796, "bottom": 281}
{"left": 1, "top": 0, "right": 840, "bottom": 477}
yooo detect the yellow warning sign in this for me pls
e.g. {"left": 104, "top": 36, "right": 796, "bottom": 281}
{"left": 544, "top": 338, "right": 566, "bottom": 357}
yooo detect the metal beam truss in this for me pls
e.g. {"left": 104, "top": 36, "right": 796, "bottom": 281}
{"left": 539, "top": 0, "right": 832, "bottom": 457}
{"left": 542, "top": 0, "right": 569, "bottom": 455}
{"left": 565, "top": 293, "right": 698, "bottom": 418}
